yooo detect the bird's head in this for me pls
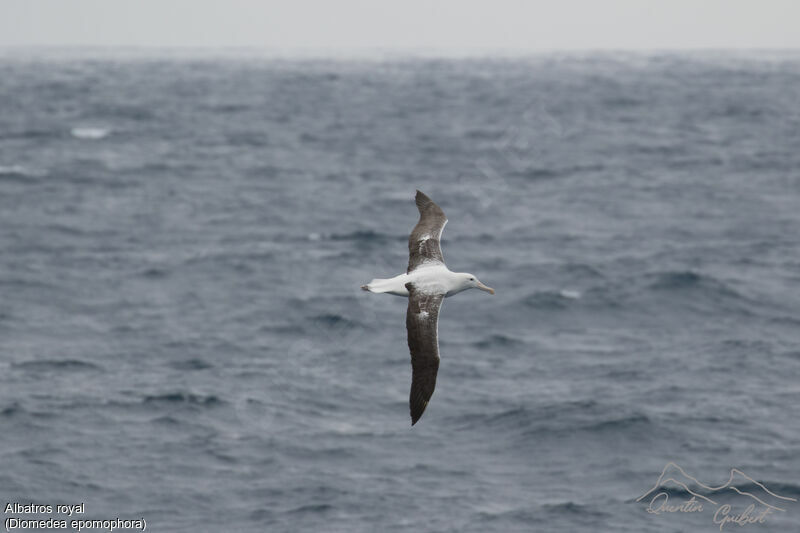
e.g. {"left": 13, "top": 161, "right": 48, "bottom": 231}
{"left": 461, "top": 273, "right": 495, "bottom": 295}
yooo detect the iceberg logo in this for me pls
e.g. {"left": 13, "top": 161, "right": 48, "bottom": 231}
{"left": 637, "top": 462, "right": 797, "bottom": 530}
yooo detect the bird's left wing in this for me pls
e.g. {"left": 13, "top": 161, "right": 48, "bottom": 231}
{"left": 405, "top": 282, "right": 445, "bottom": 425}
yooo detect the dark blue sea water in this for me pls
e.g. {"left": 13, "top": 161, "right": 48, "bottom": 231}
{"left": 1, "top": 50, "right": 799, "bottom": 532}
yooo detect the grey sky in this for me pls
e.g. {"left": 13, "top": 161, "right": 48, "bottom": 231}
{"left": 2, "top": 0, "right": 799, "bottom": 52}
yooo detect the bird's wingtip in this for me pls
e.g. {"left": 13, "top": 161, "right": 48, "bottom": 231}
{"left": 414, "top": 190, "right": 434, "bottom": 213}
{"left": 410, "top": 399, "right": 428, "bottom": 425}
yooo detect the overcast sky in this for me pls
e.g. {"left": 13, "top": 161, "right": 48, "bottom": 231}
{"left": 2, "top": 0, "right": 799, "bottom": 52}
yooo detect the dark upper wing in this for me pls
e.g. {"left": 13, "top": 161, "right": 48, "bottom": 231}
{"left": 405, "top": 282, "right": 445, "bottom": 425}
{"left": 407, "top": 190, "right": 448, "bottom": 273}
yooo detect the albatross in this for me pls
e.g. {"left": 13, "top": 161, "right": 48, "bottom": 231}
{"left": 361, "top": 190, "right": 495, "bottom": 425}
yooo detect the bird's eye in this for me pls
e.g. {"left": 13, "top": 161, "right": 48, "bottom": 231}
{"left": 470, "top": 278, "right": 474, "bottom": 281}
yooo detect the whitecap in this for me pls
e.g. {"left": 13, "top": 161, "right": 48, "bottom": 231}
{"left": 559, "top": 289, "right": 582, "bottom": 299}
{"left": 0, "top": 164, "right": 29, "bottom": 175}
{"left": 0, "top": 164, "right": 47, "bottom": 178}
{"left": 70, "top": 127, "right": 111, "bottom": 140}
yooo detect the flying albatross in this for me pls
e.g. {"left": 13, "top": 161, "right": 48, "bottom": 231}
{"left": 361, "top": 190, "right": 494, "bottom": 425}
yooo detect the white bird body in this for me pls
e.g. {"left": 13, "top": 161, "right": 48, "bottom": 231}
{"left": 362, "top": 265, "right": 480, "bottom": 298}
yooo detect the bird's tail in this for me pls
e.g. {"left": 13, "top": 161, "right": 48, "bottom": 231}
{"left": 360, "top": 278, "right": 392, "bottom": 293}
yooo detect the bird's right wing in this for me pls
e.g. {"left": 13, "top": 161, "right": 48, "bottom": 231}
{"left": 405, "top": 282, "right": 444, "bottom": 425}
{"left": 407, "top": 190, "right": 448, "bottom": 273}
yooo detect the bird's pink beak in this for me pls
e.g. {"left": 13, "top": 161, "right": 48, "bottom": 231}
{"left": 477, "top": 282, "right": 495, "bottom": 295}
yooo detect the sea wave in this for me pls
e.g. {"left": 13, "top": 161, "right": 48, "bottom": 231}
{"left": 646, "top": 270, "right": 734, "bottom": 292}
{"left": 13, "top": 359, "right": 103, "bottom": 372}
{"left": 168, "top": 358, "right": 214, "bottom": 371}
{"left": 329, "top": 230, "right": 396, "bottom": 242}
{"left": 1, "top": 402, "right": 24, "bottom": 417}
{"left": 142, "top": 392, "right": 224, "bottom": 406}
{"left": 472, "top": 333, "right": 525, "bottom": 349}
{"left": 455, "top": 401, "right": 653, "bottom": 441}
{"left": 522, "top": 290, "right": 580, "bottom": 310}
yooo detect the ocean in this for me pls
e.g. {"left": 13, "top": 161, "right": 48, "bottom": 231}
{"left": 1, "top": 50, "right": 799, "bottom": 532}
